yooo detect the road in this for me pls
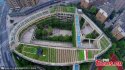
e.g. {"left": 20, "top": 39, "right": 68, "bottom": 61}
{"left": 0, "top": 1, "right": 16, "bottom": 68}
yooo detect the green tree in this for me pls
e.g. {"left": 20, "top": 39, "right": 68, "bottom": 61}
{"left": 89, "top": 6, "right": 97, "bottom": 14}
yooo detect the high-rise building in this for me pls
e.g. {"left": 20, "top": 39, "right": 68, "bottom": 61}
{"left": 6, "top": 0, "right": 39, "bottom": 9}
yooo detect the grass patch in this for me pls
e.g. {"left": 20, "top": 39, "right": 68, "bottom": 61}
{"left": 88, "top": 51, "right": 93, "bottom": 59}
{"left": 102, "top": 66, "right": 118, "bottom": 70}
{"left": 50, "top": 6, "right": 75, "bottom": 13}
{"left": 77, "top": 50, "right": 84, "bottom": 60}
{"left": 72, "top": 22, "right": 76, "bottom": 47}
{"left": 100, "top": 36, "right": 110, "bottom": 50}
{"left": 16, "top": 44, "right": 57, "bottom": 62}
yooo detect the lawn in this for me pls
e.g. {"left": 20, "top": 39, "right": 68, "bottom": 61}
{"left": 16, "top": 44, "right": 56, "bottom": 62}
{"left": 72, "top": 22, "right": 76, "bottom": 47}
{"left": 22, "top": 46, "right": 37, "bottom": 54}
{"left": 102, "top": 66, "right": 118, "bottom": 70}
{"left": 77, "top": 50, "right": 84, "bottom": 61}
{"left": 50, "top": 6, "right": 75, "bottom": 13}
{"left": 88, "top": 51, "right": 93, "bottom": 59}
{"left": 100, "top": 36, "right": 110, "bottom": 50}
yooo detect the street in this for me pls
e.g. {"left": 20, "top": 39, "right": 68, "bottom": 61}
{"left": 0, "top": 1, "right": 16, "bottom": 68}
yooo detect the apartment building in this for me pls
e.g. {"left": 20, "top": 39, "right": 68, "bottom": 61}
{"left": 96, "top": 3, "right": 113, "bottom": 23}
{"left": 6, "top": 0, "right": 39, "bottom": 9}
{"left": 112, "top": 11, "right": 125, "bottom": 40}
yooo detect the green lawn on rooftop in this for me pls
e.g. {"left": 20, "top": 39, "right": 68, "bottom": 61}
{"left": 88, "top": 51, "right": 93, "bottom": 59}
{"left": 23, "top": 46, "right": 37, "bottom": 54}
{"left": 102, "top": 66, "right": 118, "bottom": 70}
{"left": 100, "top": 36, "right": 110, "bottom": 50}
{"left": 16, "top": 44, "right": 56, "bottom": 62}
{"left": 77, "top": 50, "right": 84, "bottom": 61}
{"left": 50, "top": 6, "right": 75, "bottom": 13}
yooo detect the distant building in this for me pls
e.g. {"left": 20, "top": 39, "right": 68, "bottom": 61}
{"left": 114, "top": 0, "right": 125, "bottom": 12}
{"left": 80, "top": 0, "right": 96, "bottom": 9}
{"left": 112, "top": 11, "right": 125, "bottom": 40}
{"left": 96, "top": 3, "right": 113, "bottom": 23}
{"left": 6, "top": 0, "right": 39, "bottom": 9}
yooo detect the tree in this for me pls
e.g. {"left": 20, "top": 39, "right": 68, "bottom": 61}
{"left": 89, "top": 6, "right": 97, "bottom": 14}
{"left": 117, "top": 40, "right": 125, "bottom": 48}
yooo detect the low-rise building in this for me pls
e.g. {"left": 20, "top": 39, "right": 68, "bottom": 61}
{"left": 50, "top": 6, "right": 75, "bottom": 21}
{"left": 96, "top": 3, "right": 113, "bottom": 23}
{"left": 112, "top": 11, "right": 125, "bottom": 40}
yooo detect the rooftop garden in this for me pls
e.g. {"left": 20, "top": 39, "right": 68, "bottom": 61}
{"left": 16, "top": 44, "right": 85, "bottom": 63}
{"left": 77, "top": 50, "right": 84, "bottom": 61}
{"left": 35, "top": 16, "right": 73, "bottom": 42}
{"left": 50, "top": 6, "right": 75, "bottom": 13}
{"left": 88, "top": 50, "right": 93, "bottom": 59}
{"left": 72, "top": 22, "right": 76, "bottom": 47}
{"left": 16, "top": 44, "right": 57, "bottom": 62}
{"left": 86, "top": 30, "right": 99, "bottom": 39}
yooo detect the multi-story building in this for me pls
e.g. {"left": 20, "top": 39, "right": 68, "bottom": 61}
{"left": 6, "top": 0, "right": 39, "bottom": 9}
{"left": 96, "top": 3, "right": 113, "bottom": 23}
{"left": 112, "top": 11, "right": 125, "bottom": 40}
{"left": 80, "top": 0, "right": 96, "bottom": 8}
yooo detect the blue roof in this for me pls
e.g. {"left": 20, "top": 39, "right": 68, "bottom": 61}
{"left": 75, "top": 15, "right": 82, "bottom": 48}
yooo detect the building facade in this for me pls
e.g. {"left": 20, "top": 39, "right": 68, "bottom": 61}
{"left": 6, "top": 0, "right": 39, "bottom": 9}
{"left": 112, "top": 11, "right": 125, "bottom": 40}
{"left": 96, "top": 3, "right": 113, "bottom": 23}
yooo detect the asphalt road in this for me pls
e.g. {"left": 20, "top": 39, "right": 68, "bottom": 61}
{"left": 0, "top": 2, "right": 16, "bottom": 68}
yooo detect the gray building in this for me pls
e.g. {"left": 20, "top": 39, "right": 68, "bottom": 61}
{"left": 114, "top": 0, "right": 125, "bottom": 12}
{"left": 6, "top": 0, "right": 39, "bottom": 9}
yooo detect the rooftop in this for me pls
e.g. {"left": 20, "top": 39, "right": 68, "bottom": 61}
{"left": 99, "top": 2, "right": 114, "bottom": 15}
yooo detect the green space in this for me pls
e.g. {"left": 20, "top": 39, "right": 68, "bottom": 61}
{"left": 102, "top": 66, "right": 118, "bottom": 70}
{"left": 77, "top": 50, "right": 84, "bottom": 60}
{"left": 72, "top": 22, "right": 76, "bottom": 47}
{"left": 80, "top": 62, "right": 92, "bottom": 70}
{"left": 23, "top": 46, "right": 37, "bottom": 54}
{"left": 35, "top": 16, "right": 73, "bottom": 42}
{"left": 13, "top": 52, "right": 36, "bottom": 67}
{"left": 50, "top": 6, "right": 75, "bottom": 13}
{"left": 16, "top": 44, "right": 56, "bottom": 62}
{"left": 100, "top": 36, "right": 110, "bottom": 50}
{"left": 80, "top": 18, "right": 85, "bottom": 29}
{"left": 88, "top": 51, "right": 93, "bottom": 59}
{"left": 86, "top": 30, "right": 99, "bottom": 39}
